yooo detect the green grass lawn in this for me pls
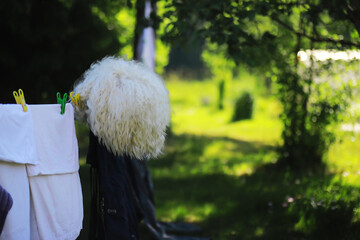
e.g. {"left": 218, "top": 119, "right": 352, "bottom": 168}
{"left": 77, "top": 76, "right": 360, "bottom": 240}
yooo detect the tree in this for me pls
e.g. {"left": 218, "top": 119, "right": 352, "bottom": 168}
{"left": 162, "top": 0, "right": 360, "bottom": 170}
{"left": 202, "top": 42, "right": 235, "bottom": 110}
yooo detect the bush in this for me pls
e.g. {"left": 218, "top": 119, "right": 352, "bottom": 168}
{"left": 232, "top": 92, "right": 254, "bottom": 121}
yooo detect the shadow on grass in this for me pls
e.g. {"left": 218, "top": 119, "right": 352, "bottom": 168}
{"left": 151, "top": 134, "right": 276, "bottom": 176}
{"left": 148, "top": 134, "right": 360, "bottom": 240}
{"left": 76, "top": 132, "right": 360, "bottom": 240}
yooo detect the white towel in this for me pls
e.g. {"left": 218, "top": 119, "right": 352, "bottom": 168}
{"left": 28, "top": 173, "right": 83, "bottom": 240}
{"left": 0, "top": 162, "right": 31, "bottom": 240}
{"left": 27, "top": 103, "right": 83, "bottom": 240}
{"left": 0, "top": 104, "right": 38, "bottom": 165}
{"left": 26, "top": 104, "right": 79, "bottom": 176}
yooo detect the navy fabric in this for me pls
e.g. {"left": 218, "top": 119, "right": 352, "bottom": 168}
{"left": 0, "top": 185, "right": 13, "bottom": 235}
{"left": 126, "top": 160, "right": 210, "bottom": 240}
{"left": 87, "top": 131, "right": 139, "bottom": 240}
{"left": 87, "top": 131, "right": 209, "bottom": 240}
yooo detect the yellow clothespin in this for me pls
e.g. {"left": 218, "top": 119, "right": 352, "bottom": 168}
{"left": 70, "top": 92, "right": 81, "bottom": 108}
{"left": 13, "top": 89, "right": 28, "bottom": 112}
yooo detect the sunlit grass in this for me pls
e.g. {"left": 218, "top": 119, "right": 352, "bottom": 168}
{"left": 161, "top": 78, "right": 282, "bottom": 182}
{"left": 167, "top": 78, "right": 282, "bottom": 144}
{"left": 77, "top": 74, "right": 360, "bottom": 239}
{"left": 156, "top": 203, "right": 216, "bottom": 222}
{"left": 326, "top": 131, "right": 360, "bottom": 186}
{"left": 152, "top": 76, "right": 360, "bottom": 239}
{"left": 166, "top": 77, "right": 360, "bottom": 180}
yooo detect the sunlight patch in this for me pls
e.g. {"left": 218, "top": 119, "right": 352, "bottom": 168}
{"left": 352, "top": 208, "right": 360, "bottom": 223}
{"left": 254, "top": 227, "right": 264, "bottom": 237}
{"left": 165, "top": 203, "right": 216, "bottom": 222}
{"left": 203, "top": 141, "right": 244, "bottom": 160}
{"left": 223, "top": 164, "right": 253, "bottom": 176}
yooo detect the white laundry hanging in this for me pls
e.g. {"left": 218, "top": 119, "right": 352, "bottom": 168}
{"left": 0, "top": 104, "right": 38, "bottom": 165}
{"left": 27, "top": 103, "right": 83, "bottom": 240}
{"left": 0, "top": 104, "right": 37, "bottom": 240}
{"left": 0, "top": 162, "right": 31, "bottom": 240}
{"left": 0, "top": 103, "right": 83, "bottom": 240}
{"left": 26, "top": 104, "right": 79, "bottom": 176}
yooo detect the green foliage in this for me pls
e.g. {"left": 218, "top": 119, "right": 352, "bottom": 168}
{"left": 202, "top": 42, "right": 236, "bottom": 109}
{"left": 202, "top": 42, "right": 235, "bottom": 82}
{"left": 276, "top": 53, "right": 358, "bottom": 169}
{"left": 167, "top": 78, "right": 282, "bottom": 144}
{"left": 161, "top": 0, "right": 360, "bottom": 170}
{"left": 76, "top": 78, "right": 360, "bottom": 239}
{"left": 118, "top": 0, "right": 170, "bottom": 74}
{"left": 162, "top": 0, "right": 279, "bottom": 66}
{"left": 155, "top": 36, "right": 171, "bottom": 75}
{"left": 292, "top": 198, "right": 358, "bottom": 239}
{"left": 165, "top": 38, "right": 207, "bottom": 78}
{"left": 155, "top": 79, "right": 360, "bottom": 239}
{"left": 116, "top": 8, "right": 136, "bottom": 59}
{"left": 232, "top": 92, "right": 254, "bottom": 122}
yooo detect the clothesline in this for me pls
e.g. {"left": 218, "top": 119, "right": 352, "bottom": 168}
{"left": 12, "top": 88, "right": 81, "bottom": 115}
{"left": 0, "top": 103, "right": 83, "bottom": 240}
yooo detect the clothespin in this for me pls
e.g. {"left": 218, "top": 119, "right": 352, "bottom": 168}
{"left": 57, "top": 92, "right": 67, "bottom": 115}
{"left": 70, "top": 92, "right": 81, "bottom": 108}
{"left": 13, "top": 89, "right": 28, "bottom": 112}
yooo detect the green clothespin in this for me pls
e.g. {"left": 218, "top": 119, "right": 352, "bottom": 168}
{"left": 57, "top": 92, "right": 67, "bottom": 114}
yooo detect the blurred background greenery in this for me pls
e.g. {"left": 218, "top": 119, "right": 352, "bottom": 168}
{"left": 2, "top": 0, "right": 360, "bottom": 239}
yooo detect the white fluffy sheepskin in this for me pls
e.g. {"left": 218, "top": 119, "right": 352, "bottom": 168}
{"left": 72, "top": 56, "right": 170, "bottom": 160}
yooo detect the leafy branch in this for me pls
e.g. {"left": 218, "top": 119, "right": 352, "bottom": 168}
{"left": 271, "top": 16, "right": 360, "bottom": 48}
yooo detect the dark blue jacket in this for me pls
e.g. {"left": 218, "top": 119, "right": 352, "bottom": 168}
{"left": 87, "top": 131, "right": 139, "bottom": 240}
